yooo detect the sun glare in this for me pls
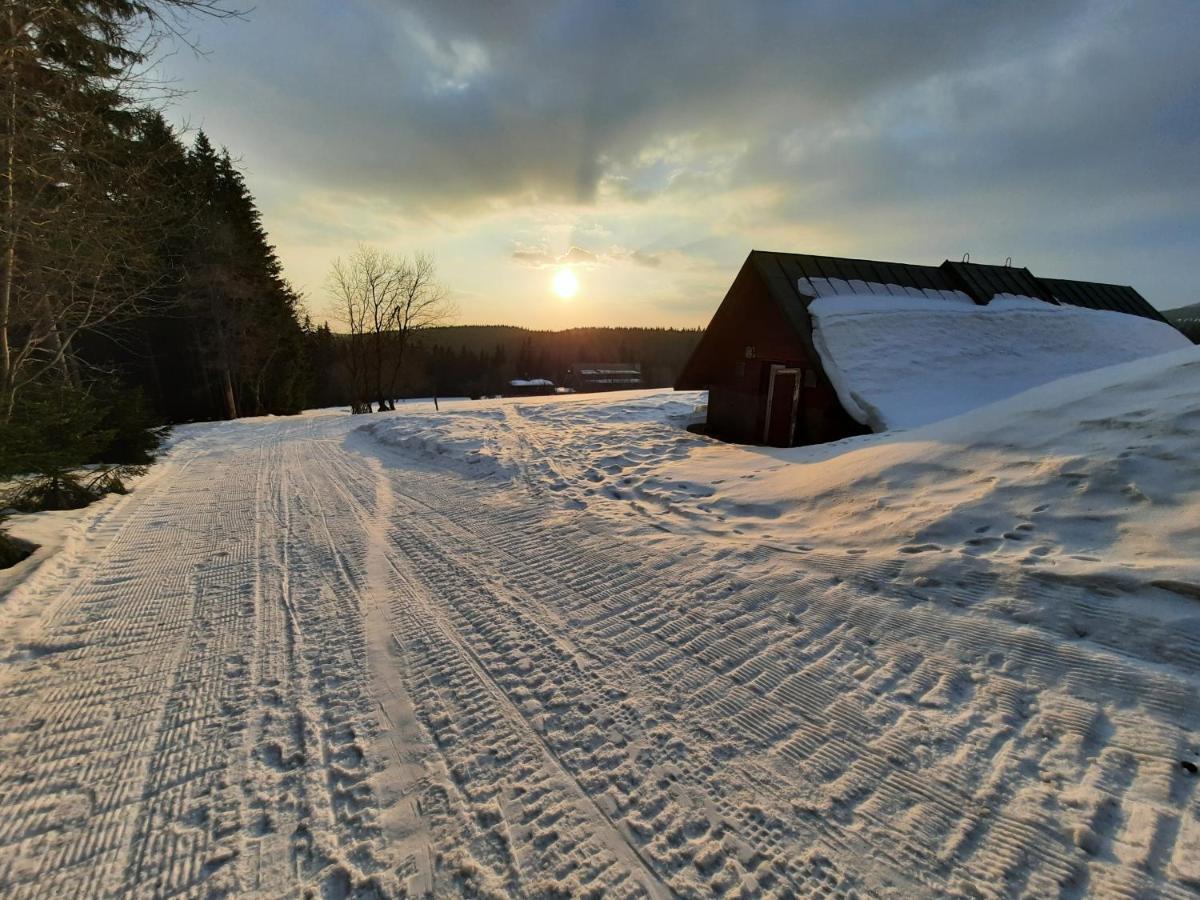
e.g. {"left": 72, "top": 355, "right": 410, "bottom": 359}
{"left": 552, "top": 267, "right": 579, "bottom": 299}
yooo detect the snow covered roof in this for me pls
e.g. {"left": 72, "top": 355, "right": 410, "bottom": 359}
{"left": 509, "top": 378, "right": 554, "bottom": 387}
{"left": 809, "top": 292, "right": 1191, "bottom": 431}
{"left": 572, "top": 363, "right": 642, "bottom": 376}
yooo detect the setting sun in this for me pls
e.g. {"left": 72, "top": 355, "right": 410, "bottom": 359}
{"left": 552, "top": 267, "right": 579, "bottom": 299}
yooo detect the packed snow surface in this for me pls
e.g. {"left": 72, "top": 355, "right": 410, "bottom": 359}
{"left": 809, "top": 293, "right": 1191, "bottom": 430}
{"left": 2, "top": 349, "right": 1199, "bottom": 897}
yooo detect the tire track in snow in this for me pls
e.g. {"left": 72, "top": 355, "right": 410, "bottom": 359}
{"left": 245, "top": 420, "right": 398, "bottom": 896}
{"left": 329, "top": 434, "right": 871, "bottom": 897}
{"left": 0, "top": 431, "right": 261, "bottom": 896}
{"left": 307, "top": 431, "right": 673, "bottom": 897}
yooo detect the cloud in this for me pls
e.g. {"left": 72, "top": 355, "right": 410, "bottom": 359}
{"left": 174, "top": 1, "right": 1121, "bottom": 208}
{"left": 166, "top": 0, "right": 1200, "bottom": 314}
{"left": 511, "top": 244, "right": 597, "bottom": 267}
{"left": 561, "top": 246, "right": 598, "bottom": 265}
{"left": 512, "top": 243, "right": 666, "bottom": 269}
{"left": 510, "top": 246, "right": 557, "bottom": 267}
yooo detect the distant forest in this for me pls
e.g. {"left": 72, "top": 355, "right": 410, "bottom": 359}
{"left": 304, "top": 324, "right": 703, "bottom": 407}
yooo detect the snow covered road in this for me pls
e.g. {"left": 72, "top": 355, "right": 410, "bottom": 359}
{"left": 1, "top": 389, "right": 1199, "bottom": 897}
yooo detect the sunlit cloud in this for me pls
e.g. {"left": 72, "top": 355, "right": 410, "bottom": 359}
{"left": 512, "top": 245, "right": 598, "bottom": 268}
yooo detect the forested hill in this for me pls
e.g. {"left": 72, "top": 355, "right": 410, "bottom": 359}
{"left": 306, "top": 324, "right": 703, "bottom": 406}
{"left": 1164, "top": 303, "right": 1200, "bottom": 343}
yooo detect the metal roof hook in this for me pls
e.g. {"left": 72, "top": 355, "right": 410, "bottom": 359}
{"left": 962, "top": 252, "right": 970, "bottom": 263}
{"left": 1005, "top": 256, "right": 1012, "bottom": 267}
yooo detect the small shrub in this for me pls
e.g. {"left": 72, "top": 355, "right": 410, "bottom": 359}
{"left": 0, "top": 520, "right": 37, "bottom": 569}
{"left": 0, "top": 379, "right": 166, "bottom": 480}
{"left": 7, "top": 473, "right": 100, "bottom": 512}
{"left": 1, "top": 376, "right": 163, "bottom": 515}
{"left": 87, "top": 468, "right": 141, "bottom": 497}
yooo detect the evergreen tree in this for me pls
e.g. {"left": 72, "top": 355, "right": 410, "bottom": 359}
{"left": 0, "top": 1, "right": 305, "bottom": 534}
{"left": 173, "top": 134, "right": 306, "bottom": 419}
{"left": 1, "top": 2, "right": 234, "bottom": 422}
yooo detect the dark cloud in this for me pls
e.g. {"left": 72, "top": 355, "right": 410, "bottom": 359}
{"left": 175, "top": 0, "right": 1109, "bottom": 204}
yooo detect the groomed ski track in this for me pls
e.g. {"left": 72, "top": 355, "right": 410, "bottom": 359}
{"left": 1, "top": 409, "right": 1197, "bottom": 898}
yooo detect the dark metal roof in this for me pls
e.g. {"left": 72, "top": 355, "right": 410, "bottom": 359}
{"left": 752, "top": 250, "right": 964, "bottom": 309}
{"left": 676, "top": 250, "right": 1182, "bottom": 392}
{"left": 940, "top": 261, "right": 1056, "bottom": 305}
{"left": 1040, "top": 277, "right": 1169, "bottom": 323}
{"left": 747, "top": 249, "right": 1169, "bottom": 324}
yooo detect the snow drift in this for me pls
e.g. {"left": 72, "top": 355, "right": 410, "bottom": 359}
{"left": 808, "top": 293, "right": 1191, "bottom": 431}
{"left": 361, "top": 346, "right": 1200, "bottom": 591}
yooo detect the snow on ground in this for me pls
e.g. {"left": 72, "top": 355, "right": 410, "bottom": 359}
{"left": 1, "top": 352, "right": 1199, "bottom": 897}
{"left": 808, "top": 293, "right": 1191, "bottom": 430}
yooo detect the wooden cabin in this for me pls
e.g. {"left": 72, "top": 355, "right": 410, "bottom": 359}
{"left": 676, "top": 250, "right": 1171, "bottom": 447}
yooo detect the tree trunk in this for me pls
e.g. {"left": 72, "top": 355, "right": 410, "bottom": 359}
{"left": 222, "top": 366, "right": 238, "bottom": 419}
{"left": 1, "top": 8, "right": 17, "bottom": 422}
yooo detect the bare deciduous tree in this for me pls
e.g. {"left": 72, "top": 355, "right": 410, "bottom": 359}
{"left": 384, "top": 253, "right": 456, "bottom": 408}
{"left": 327, "top": 246, "right": 456, "bottom": 413}
{"left": 328, "top": 246, "right": 391, "bottom": 413}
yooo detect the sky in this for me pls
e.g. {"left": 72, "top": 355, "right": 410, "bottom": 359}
{"left": 156, "top": 0, "right": 1200, "bottom": 328}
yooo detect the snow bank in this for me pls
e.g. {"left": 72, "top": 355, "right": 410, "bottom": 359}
{"left": 809, "top": 293, "right": 1190, "bottom": 431}
{"left": 357, "top": 390, "right": 705, "bottom": 492}
{"left": 357, "top": 407, "right": 516, "bottom": 478}
{"left": 651, "top": 346, "right": 1200, "bottom": 582}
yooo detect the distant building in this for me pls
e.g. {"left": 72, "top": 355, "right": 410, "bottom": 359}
{"left": 568, "top": 363, "right": 644, "bottom": 392}
{"left": 677, "top": 250, "right": 1179, "bottom": 448}
{"left": 505, "top": 378, "right": 556, "bottom": 397}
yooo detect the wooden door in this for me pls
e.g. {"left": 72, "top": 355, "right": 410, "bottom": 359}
{"left": 763, "top": 365, "right": 801, "bottom": 446}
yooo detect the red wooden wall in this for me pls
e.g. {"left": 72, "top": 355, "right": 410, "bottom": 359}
{"left": 679, "top": 259, "right": 866, "bottom": 446}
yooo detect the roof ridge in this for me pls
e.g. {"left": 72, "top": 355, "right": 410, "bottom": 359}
{"left": 747, "top": 249, "right": 1166, "bottom": 323}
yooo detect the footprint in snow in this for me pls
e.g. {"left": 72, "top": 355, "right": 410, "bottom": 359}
{"left": 964, "top": 535, "right": 1001, "bottom": 547}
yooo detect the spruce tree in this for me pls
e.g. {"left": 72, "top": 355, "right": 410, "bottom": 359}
{"left": 0, "top": 2, "right": 286, "bottom": 527}
{"left": 1, "top": 2, "right": 232, "bottom": 422}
